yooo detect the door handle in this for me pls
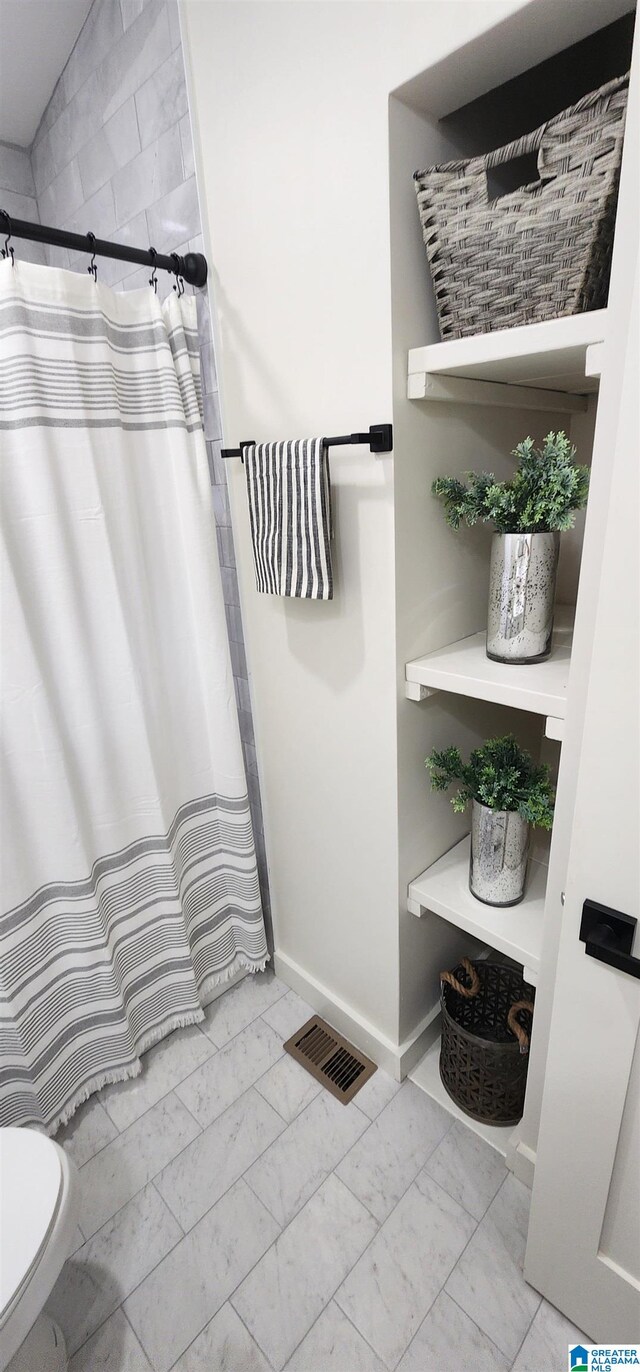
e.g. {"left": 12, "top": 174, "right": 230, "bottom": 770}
{"left": 580, "top": 900, "right": 640, "bottom": 980}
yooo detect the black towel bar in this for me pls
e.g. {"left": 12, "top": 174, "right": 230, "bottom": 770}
{"left": 220, "top": 423, "right": 393, "bottom": 460}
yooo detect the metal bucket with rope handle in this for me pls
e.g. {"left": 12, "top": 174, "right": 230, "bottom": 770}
{"left": 439, "top": 958, "right": 535, "bottom": 1125}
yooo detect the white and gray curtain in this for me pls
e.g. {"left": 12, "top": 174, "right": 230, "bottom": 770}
{"left": 0, "top": 259, "right": 267, "bottom": 1133}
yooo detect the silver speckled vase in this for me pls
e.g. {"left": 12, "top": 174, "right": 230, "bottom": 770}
{"left": 469, "top": 800, "right": 530, "bottom": 907}
{"left": 486, "top": 532, "right": 560, "bottom": 663}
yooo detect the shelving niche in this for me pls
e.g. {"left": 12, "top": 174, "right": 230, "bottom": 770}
{"left": 390, "top": 6, "right": 632, "bottom": 1170}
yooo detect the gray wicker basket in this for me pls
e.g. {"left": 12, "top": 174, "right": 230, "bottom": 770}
{"left": 414, "top": 74, "right": 628, "bottom": 340}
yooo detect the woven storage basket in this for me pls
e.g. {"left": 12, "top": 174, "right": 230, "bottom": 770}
{"left": 414, "top": 73, "right": 628, "bottom": 340}
{"left": 439, "top": 958, "right": 535, "bottom": 1125}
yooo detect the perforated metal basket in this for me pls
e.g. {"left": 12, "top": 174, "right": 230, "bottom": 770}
{"left": 439, "top": 959, "right": 535, "bottom": 1124}
{"left": 414, "top": 74, "right": 628, "bottom": 340}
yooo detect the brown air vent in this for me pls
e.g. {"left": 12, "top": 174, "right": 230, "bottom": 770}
{"left": 283, "top": 1017, "right": 377, "bottom": 1104}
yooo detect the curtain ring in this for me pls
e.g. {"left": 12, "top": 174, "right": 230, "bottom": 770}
{"left": 1, "top": 209, "right": 15, "bottom": 266}
{"left": 170, "top": 252, "right": 184, "bottom": 297}
{"left": 148, "top": 246, "right": 158, "bottom": 294}
{"left": 86, "top": 231, "right": 97, "bottom": 282}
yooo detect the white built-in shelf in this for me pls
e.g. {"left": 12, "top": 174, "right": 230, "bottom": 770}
{"left": 410, "top": 1036, "right": 512, "bottom": 1155}
{"left": 408, "top": 309, "right": 607, "bottom": 411}
{"left": 405, "top": 606, "right": 573, "bottom": 736}
{"left": 408, "top": 835, "right": 545, "bottom": 981}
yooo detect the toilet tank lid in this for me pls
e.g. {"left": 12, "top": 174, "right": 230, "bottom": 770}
{"left": 0, "top": 1128, "right": 63, "bottom": 1315}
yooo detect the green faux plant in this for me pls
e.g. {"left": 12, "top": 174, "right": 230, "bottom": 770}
{"left": 432, "top": 431, "right": 589, "bottom": 534}
{"left": 426, "top": 735, "right": 555, "bottom": 829}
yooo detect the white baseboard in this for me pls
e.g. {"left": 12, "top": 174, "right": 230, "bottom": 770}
{"left": 273, "top": 950, "right": 440, "bottom": 1081}
{"left": 506, "top": 1130, "right": 537, "bottom": 1188}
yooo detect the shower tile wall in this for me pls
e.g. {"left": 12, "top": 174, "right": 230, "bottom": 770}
{"left": 0, "top": 144, "right": 46, "bottom": 264}
{"left": 0, "top": 0, "right": 270, "bottom": 932}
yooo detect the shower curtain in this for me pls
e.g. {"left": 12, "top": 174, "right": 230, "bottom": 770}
{"left": 0, "top": 259, "right": 268, "bottom": 1133}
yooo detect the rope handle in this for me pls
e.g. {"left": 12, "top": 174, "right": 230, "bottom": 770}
{"left": 507, "top": 1000, "right": 535, "bottom": 1055}
{"left": 440, "top": 957, "right": 480, "bottom": 999}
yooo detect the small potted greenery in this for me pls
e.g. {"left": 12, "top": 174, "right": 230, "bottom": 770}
{"left": 426, "top": 735, "right": 554, "bottom": 906}
{"left": 432, "top": 432, "right": 589, "bottom": 663}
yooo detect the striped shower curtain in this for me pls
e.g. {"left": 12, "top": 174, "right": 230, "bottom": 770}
{"left": 0, "top": 259, "right": 267, "bottom": 1133}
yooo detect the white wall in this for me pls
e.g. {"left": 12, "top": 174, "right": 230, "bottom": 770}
{"left": 183, "top": 0, "right": 533, "bottom": 1064}
{"left": 181, "top": 0, "right": 620, "bottom": 1066}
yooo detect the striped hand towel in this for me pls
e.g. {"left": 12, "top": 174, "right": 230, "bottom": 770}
{"left": 243, "top": 439, "right": 333, "bottom": 599}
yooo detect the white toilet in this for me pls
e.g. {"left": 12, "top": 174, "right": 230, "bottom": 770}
{"left": 0, "top": 1128, "right": 78, "bottom": 1372}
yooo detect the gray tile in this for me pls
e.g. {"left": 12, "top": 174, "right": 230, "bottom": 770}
{"left": 171, "top": 1302, "right": 272, "bottom": 1372}
{"left": 68, "top": 1306, "right": 152, "bottom": 1372}
{"left": 336, "top": 1080, "right": 452, "bottom": 1223}
{"left": 124, "top": 1179, "right": 279, "bottom": 1372}
{"left": 445, "top": 1176, "right": 541, "bottom": 1361}
{"left": 168, "top": 0, "right": 182, "bottom": 49}
{"left": 48, "top": 1182, "right": 181, "bottom": 1356}
{"left": 145, "top": 175, "right": 199, "bottom": 253}
{"left": 245, "top": 1088, "right": 369, "bottom": 1228}
{"left": 120, "top": 0, "right": 146, "bottom": 31}
{"left": 286, "top": 1301, "right": 387, "bottom": 1372}
{"left": 78, "top": 98, "right": 141, "bottom": 203}
{"left": 33, "top": 72, "right": 67, "bottom": 144}
{"left": 67, "top": 1225, "right": 85, "bottom": 1258}
{"left": 336, "top": 1171, "right": 476, "bottom": 1369}
{"left": 175, "top": 1017, "right": 284, "bottom": 1128}
{"left": 136, "top": 44, "right": 188, "bottom": 146}
{"left": 233, "top": 1174, "right": 378, "bottom": 1371}
{"left": 98, "top": 0, "right": 173, "bottom": 126}
{"left": 222, "top": 566, "right": 241, "bottom": 609}
{"left": 244, "top": 741, "right": 259, "bottom": 777}
{"left": 397, "top": 1291, "right": 508, "bottom": 1372}
{"left": 78, "top": 1091, "right": 200, "bottom": 1238}
{"left": 229, "top": 637, "right": 248, "bottom": 680}
{"left": 99, "top": 1022, "right": 216, "bottom": 1132}
{"left": 226, "top": 602, "right": 245, "bottom": 646}
{"left": 254, "top": 1052, "right": 322, "bottom": 1124}
{"left": 212, "top": 480, "right": 231, "bottom": 527}
{"left": 261, "top": 990, "right": 315, "bottom": 1041}
{"left": 113, "top": 124, "right": 183, "bottom": 227}
{"left": 31, "top": 123, "right": 58, "bottom": 196}
{"left": 64, "top": 0, "right": 124, "bottom": 104}
{"left": 64, "top": 181, "right": 117, "bottom": 241}
{"left": 424, "top": 1120, "right": 508, "bottom": 1221}
{"left": 46, "top": 70, "right": 104, "bottom": 183}
{"left": 202, "top": 387, "right": 222, "bottom": 441}
{"left": 56, "top": 1096, "right": 118, "bottom": 1168}
{"left": 352, "top": 1068, "right": 401, "bottom": 1121}
{"left": 156, "top": 1087, "right": 285, "bottom": 1230}
{"left": 200, "top": 338, "right": 217, "bottom": 391}
{"left": 38, "top": 158, "right": 86, "bottom": 227}
{"left": 0, "top": 189, "right": 39, "bottom": 222}
{"left": 512, "top": 1299, "right": 589, "bottom": 1371}
{"left": 0, "top": 143, "right": 35, "bottom": 196}
{"left": 201, "top": 969, "right": 287, "bottom": 1048}
{"left": 238, "top": 706, "right": 255, "bottom": 744}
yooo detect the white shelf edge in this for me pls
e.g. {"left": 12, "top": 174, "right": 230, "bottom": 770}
{"left": 407, "top": 372, "right": 588, "bottom": 413}
{"left": 408, "top": 835, "right": 545, "bottom": 974}
{"left": 408, "top": 309, "right": 608, "bottom": 397}
{"left": 405, "top": 633, "right": 569, "bottom": 718}
{"left": 409, "top": 1034, "right": 513, "bottom": 1156}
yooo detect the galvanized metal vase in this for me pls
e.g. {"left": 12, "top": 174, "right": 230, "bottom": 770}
{"left": 469, "top": 800, "right": 530, "bottom": 906}
{"left": 486, "top": 532, "right": 560, "bottom": 663}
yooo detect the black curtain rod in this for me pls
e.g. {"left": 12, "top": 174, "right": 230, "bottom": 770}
{"left": 221, "top": 423, "right": 393, "bottom": 459}
{"left": 0, "top": 210, "right": 208, "bottom": 289}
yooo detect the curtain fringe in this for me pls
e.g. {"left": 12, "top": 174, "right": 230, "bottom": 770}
{"left": 48, "top": 952, "right": 271, "bottom": 1137}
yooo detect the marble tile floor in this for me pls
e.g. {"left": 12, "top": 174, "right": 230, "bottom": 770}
{"left": 48, "top": 970, "right": 589, "bottom": 1372}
